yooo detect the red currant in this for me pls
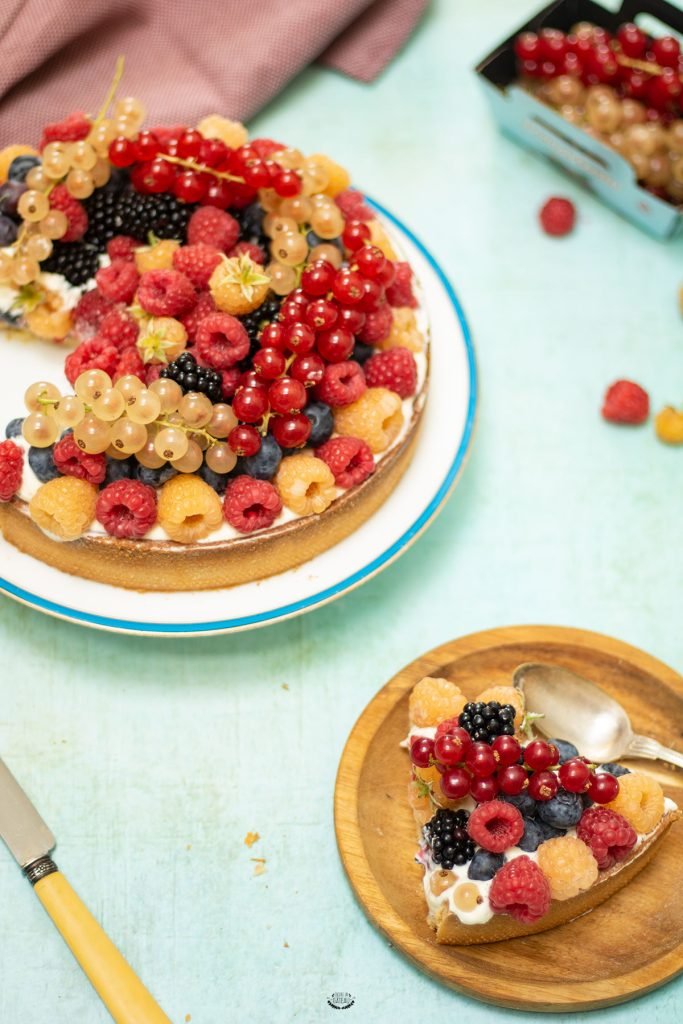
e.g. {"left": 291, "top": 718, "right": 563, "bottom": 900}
{"left": 173, "top": 170, "right": 208, "bottom": 203}
{"left": 332, "top": 269, "right": 365, "bottom": 306}
{"left": 279, "top": 294, "right": 309, "bottom": 325}
{"left": 470, "top": 775, "right": 499, "bottom": 802}
{"left": 108, "top": 137, "right": 137, "bottom": 168}
{"left": 134, "top": 130, "right": 161, "bottom": 161}
{"left": 497, "top": 764, "right": 529, "bottom": 796}
{"left": 648, "top": 68, "right": 682, "bottom": 110}
{"left": 528, "top": 770, "right": 559, "bottom": 801}
{"left": 492, "top": 735, "right": 522, "bottom": 768}
{"left": 376, "top": 259, "right": 396, "bottom": 288}
{"left": 464, "top": 742, "right": 496, "bottom": 779}
{"left": 290, "top": 352, "right": 325, "bottom": 387}
{"left": 342, "top": 220, "right": 371, "bottom": 251}
{"left": 268, "top": 377, "right": 306, "bottom": 414}
{"left": 514, "top": 31, "right": 542, "bottom": 62}
{"left": 356, "top": 278, "right": 384, "bottom": 313}
{"left": 337, "top": 307, "right": 366, "bottom": 334}
{"left": 587, "top": 772, "right": 619, "bottom": 804}
{"left": 228, "top": 424, "right": 261, "bottom": 456}
{"left": 539, "top": 28, "right": 567, "bottom": 62}
{"left": 410, "top": 736, "right": 435, "bottom": 768}
{"left": 233, "top": 385, "right": 269, "bottom": 423}
{"left": 440, "top": 767, "right": 470, "bottom": 800}
{"left": 271, "top": 413, "right": 311, "bottom": 448}
{"left": 273, "top": 169, "right": 301, "bottom": 197}
{"left": 524, "top": 740, "right": 556, "bottom": 771}
{"left": 354, "top": 245, "right": 387, "bottom": 281}
{"left": 244, "top": 161, "right": 272, "bottom": 190}
{"left": 199, "top": 138, "right": 229, "bottom": 168}
{"left": 260, "top": 322, "right": 286, "bottom": 350}
{"left": 177, "top": 129, "right": 203, "bottom": 159}
{"left": 617, "top": 22, "right": 648, "bottom": 59}
{"left": 558, "top": 758, "right": 591, "bottom": 793}
{"left": 239, "top": 370, "right": 263, "bottom": 389}
{"left": 203, "top": 180, "right": 233, "bottom": 209}
{"left": 305, "top": 299, "right": 338, "bottom": 331}
{"left": 316, "top": 326, "right": 354, "bottom": 363}
{"left": 433, "top": 732, "right": 467, "bottom": 767}
{"left": 301, "top": 260, "right": 336, "bottom": 297}
{"left": 252, "top": 347, "right": 286, "bottom": 380}
{"left": 652, "top": 35, "right": 681, "bottom": 68}
{"left": 131, "top": 158, "right": 175, "bottom": 194}
{"left": 283, "top": 322, "right": 315, "bottom": 355}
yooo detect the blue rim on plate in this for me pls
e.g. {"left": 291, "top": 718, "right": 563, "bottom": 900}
{"left": 0, "top": 199, "right": 477, "bottom": 634}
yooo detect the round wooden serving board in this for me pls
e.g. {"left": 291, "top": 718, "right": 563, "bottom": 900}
{"left": 334, "top": 625, "right": 683, "bottom": 1012}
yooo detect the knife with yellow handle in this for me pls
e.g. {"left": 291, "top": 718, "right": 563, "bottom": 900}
{"left": 0, "top": 756, "right": 171, "bottom": 1024}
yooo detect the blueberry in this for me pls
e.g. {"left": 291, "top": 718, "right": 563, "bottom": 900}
{"left": 500, "top": 791, "right": 536, "bottom": 817}
{"left": 550, "top": 738, "right": 580, "bottom": 764}
{"left": 242, "top": 434, "right": 282, "bottom": 481}
{"left": 582, "top": 792, "right": 594, "bottom": 809}
{"left": 517, "top": 818, "right": 545, "bottom": 852}
{"left": 5, "top": 417, "right": 24, "bottom": 439}
{"left": 353, "top": 342, "right": 374, "bottom": 365}
{"left": 467, "top": 850, "right": 504, "bottom": 881}
{"left": 306, "top": 229, "right": 343, "bottom": 251}
{"left": 104, "top": 457, "right": 136, "bottom": 485}
{"left": 135, "top": 464, "right": 177, "bottom": 487}
{"left": 0, "top": 213, "right": 17, "bottom": 246}
{"left": 198, "top": 462, "right": 231, "bottom": 494}
{"left": 538, "top": 819, "right": 565, "bottom": 841}
{"left": 8, "top": 155, "right": 41, "bottom": 182}
{"left": 305, "top": 401, "right": 334, "bottom": 447}
{"left": 28, "top": 445, "right": 60, "bottom": 483}
{"left": 0, "top": 180, "right": 26, "bottom": 218}
{"left": 600, "top": 762, "right": 630, "bottom": 777}
{"left": 537, "top": 790, "right": 583, "bottom": 829}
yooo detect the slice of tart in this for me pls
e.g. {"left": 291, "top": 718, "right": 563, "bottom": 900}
{"left": 406, "top": 676, "right": 681, "bottom": 945}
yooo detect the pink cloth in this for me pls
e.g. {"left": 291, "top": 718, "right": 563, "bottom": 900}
{"left": 0, "top": 0, "right": 428, "bottom": 145}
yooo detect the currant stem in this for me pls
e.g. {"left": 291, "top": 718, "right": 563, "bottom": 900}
{"left": 160, "top": 153, "right": 245, "bottom": 184}
{"left": 95, "top": 55, "right": 126, "bottom": 124}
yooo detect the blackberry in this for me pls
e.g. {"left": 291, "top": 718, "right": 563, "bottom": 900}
{"left": 423, "top": 808, "right": 475, "bottom": 870}
{"left": 234, "top": 202, "right": 267, "bottom": 245}
{"left": 352, "top": 342, "right": 374, "bottom": 365}
{"left": 84, "top": 188, "right": 123, "bottom": 250}
{"left": 41, "top": 241, "right": 100, "bottom": 286}
{"left": 115, "top": 191, "right": 194, "bottom": 243}
{"left": 240, "top": 296, "right": 282, "bottom": 360}
{"left": 458, "top": 701, "right": 516, "bottom": 743}
{"left": 160, "top": 351, "right": 223, "bottom": 403}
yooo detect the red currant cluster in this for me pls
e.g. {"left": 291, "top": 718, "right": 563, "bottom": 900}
{"left": 109, "top": 130, "right": 300, "bottom": 207}
{"left": 411, "top": 730, "right": 620, "bottom": 805}
{"left": 515, "top": 22, "right": 683, "bottom": 115}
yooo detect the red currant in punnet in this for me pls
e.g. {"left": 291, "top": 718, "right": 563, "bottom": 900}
{"left": 305, "top": 299, "right": 338, "bottom": 332}
{"left": 440, "top": 767, "right": 471, "bottom": 801}
{"left": 354, "top": 245, "right": 387, "bottom": 281}
{"left": 492, "top": 734, "right": 522, "bottom": 768}
{"left": 587, "top": 772, "right": 620, "bottom": 804}
{"left": 332, "top": 269, "right": 365, "bottom": 306}
{"left": 433, "top": 732, "right": 466, "bottom": 767}
{"left": 173, "top": 170, "right": 208, "bottom": 203}
{"left": 558, "top": 758, "right": 592, "bottom": 793}
{"left": 528, "top": 770, "right": 559, "bottom": 802}
{"left": 524, "top": 740, "right": 557, "bottom": 771}
{"left": 252, "top": 347, "right": 286, "bottom": 380}
{"left": 232, "top": 385, "right": 269, "bottom": 423}
{"left": 108, "top": 136, "right": 137, "bottom": 167}
{"left": 617, "top": 22, "right": 648, "bottom": 59}
{"left": 342, "top": 220, "right": 371, "bottom": 251}
{"left": 301, "top": 259, "right": 336, "bottom": 297}
{"left": 135, "top": 130, "right": 161, "bottom": 161}
{"left": 356, "top": 278, "right": 384, "bottom": 313}
{"left": 465, "top": 742, "right": 497, "bottom": 779}
{"left": 290, "top": 352, "right": 325, "bottom": 387}
{"left": 497, "top": 764, "right": 529, "bottom": 796}
{"left": 514, "top": 31, "right": 542, "bottom": 62}
{"left": 260, "top": 322, "right": 286, "bottom": 351}
{"left": 470, "top": 775, "right": 499, "bottom": 803}
{"left": 337, "top": 307, "right": 366, "bottom": 334}
{"left": 316, "top": 326, "right": 354, "bottom": 363}
{"left": 410, "top": 736, "right": 435, "bottom": 768}
{"left": 270, "top": 413, "right": 311, "bottom": 449}
{"left": 273, "top": 169, "right": 302, "bottom": 197}
{"left": 268, "top": 376, "right": 307, "bottom": 414}
{"left": 652, "top": 35, "right": 681, "bottom": 68}
{"left": 177, "top": 129, "right": 203, "bottom": 159}
{"left": 539, "top": 28, "right": 566, "bottom": 62}
{"left": 283, "top": 321, "right": 316, "bottom": 355}
{"left": 228, "top": 424, "right": 261, "bottom": 457}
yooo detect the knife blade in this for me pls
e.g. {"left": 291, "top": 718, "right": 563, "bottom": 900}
{"left": 0, "top": 757, "right": 55, "bottom": 869}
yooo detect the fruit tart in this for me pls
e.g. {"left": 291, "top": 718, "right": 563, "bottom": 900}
{"left": 0, "top": 92, "right": 428, "bottom": 590}
{"left": 406, "top": 676, "right": 681, "bottom": 944}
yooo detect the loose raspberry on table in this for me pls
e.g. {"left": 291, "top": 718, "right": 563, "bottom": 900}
{"left": 172, "top": 243, "right": 223, "bottom": 289}
{"left": 98, "top": 308, "right": 140, "bottom": 351}
{"left": 409, "top": 677, "right": 466, "bottom": 728}
{"left": 157, "top": 474, "right": 223, "bottom": 543}
{"left": 655, "top": 405, "right": 683, "bottom": 444}
{"left": 48, "top": 184, "right": 88, "bottom": 242}
{"left": 577, "top": 807, "right": 637, "bottom": 869}
{"left": 106, "top": 235, "right": 139, "bottom": 262}
{"left": 536, "top": 835, "right": 599, "bottom": 901}
{"left": 386, "top": 262, "right": 417, "bottom": 308}
{"left": 467, "top": 800, "right": 524, "bottom": 853}
{"left": 315, "top": 361, "right": 367, "bottom": 407}
{"left": 358, "top": 302, "right": 393, "bottom": 345}
{"left": 72, "top": 289, "right": 114, "bottom": 340}
{"left": 603, "top": 772, "right": 665, "bottom": 833}
{"left": 275, "top": 453, "right": 336, "bottom": 516}
{"left": 137, "top": 269, "right": 196, "bottom": 317}
{"left": 601, "top": 380, "right": 649, "bottom": 425}
{"left": 195, "top": 312, "right": 250, "bottom": 369}
{"left": 539, "top": 196, "right": 576, "bottom": 236}
{"left": 316, "top": 436, "right": 375, "bottom": 489}
{"left": 187, "top": 206, "right": 240, "bottom": 251}
{"left": 113, "top": 346, "right": 146, "bottom": 382}
{"left": 180, "top": 290, "right": 217, "bottom": 343}
{"left": 336, "top": 189, "right": 373, "bottom": 222}
{"left": 223, "top": 475, "right": 282, "bottom": 533}
{"left": 334, "top": 387, "right": 403, "bottom": 454}
{"left": 64, "top": 337, "right": 119, "bottom": 385}
{"left": 53, "top": 434, "right": 106, "bottom": 486}
{"left": 228, "top": 241, "right": 265, "bottom": 265}
{"left": 95, "top": 260, "right": 140, "bottom": 305}
{"left": 364, "top": 346, "right": 417, "bottom": 399}
{"left": 96, "top": 479, "right": 157, "bottom": 539}
{"left": 0, "top": 439, "right": 23, "bottom": 501}
{"left": 489, "top": 855, "right": 552, "bottom": 923}
{"left": 29, "top": 476, "right": 97, "bottom": 540}
{"left": 40, "top": 111, "right": 90, "bottom": 149}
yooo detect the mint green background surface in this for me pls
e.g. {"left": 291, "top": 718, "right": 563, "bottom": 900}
{"left": 1, "top": 1, "right": 682, "bottom": 1020}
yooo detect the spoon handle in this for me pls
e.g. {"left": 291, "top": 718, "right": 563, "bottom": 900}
{"left": 625, "top": 734, "right": 683, "bottom": 770}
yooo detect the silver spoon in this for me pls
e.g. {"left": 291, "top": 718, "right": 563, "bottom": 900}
{"left": 512, "top": 662, "right": 683, "bottom": 770}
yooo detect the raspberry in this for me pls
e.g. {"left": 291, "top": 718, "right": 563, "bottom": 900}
{"left": 145, "top": 364, "right": 163, "bottom": 386}
{"left": 435, "top": 716, "right": 464, "bottom": 741}
{"left": 601, "top": 380, "right": 649, "bottom": 425}
{"left": 604, "top": 772, "right": 665, "bottom": 833}
{"left": 106, "top": 235, "right": 139, "bottom": 262}
{"left": 539, "top": 197, "right": 576, "bottom": 236}
{"left": 489, "top": 855, "right": 552, "bottom": 923}
{"left": 336, "top": 189, "right": 373, "bottom": 222}
{"left": 172, "top": 244, "right": 223, "bottom": 289}
{"left": 29, "top": 477, "right": 97, "bottom": 540}
{"left": 408, "top": 677, "right": 467, "bottom": 728}
{"left": 48, "top": 184, "right": 88, "bottom": 242}
{"left": 358, "top": 302, "right": 393, "bottom": 345}
{"left": 157, "top": 475, "right": 223, "bottom": 543}
{"left": 378, "top": 307, "right": 423, "bottom": 353}
{"left": 250, "top": 138, "right": 286, "bottom": 159}
{"left": 577, "top": 807, "right": 637, "bottom": 869}
{"left": 150, "top": 124, "right": 187, "bottom": 147}
{"left": 334, "top": 387, "right": 403, "bottom": 454}
{"left": 228, "top": 241, "right": 265, "bottom": 265}
{"left": 137, "top": 269, "right": 196, "bottom": 317}
{"left": 536, "top": 836, "right": 599, "bottom": 900}
{"left": 98, "top": 308, "right": 140, "bottom": 351}
{"left": 0, "top": 439, "right": 23, "bottom": 501}
{"left": 113, "top": 346, "right": 146, "bottom": 382}
{"left": 64, "top": 337, "right": 119, "bottom": 386}
{"left": 316, "top": 436, "right": 375, "bottom": 489}
{"left": 96, "top": 479, "right": 157, "bottom": 539}
{"left": 187, "top": 206, "right": 240, "bottom": 251}
{"left": 52, "top": 434, "right": 106, "bottom": 486}
{"left": 475, "top": 686, "right": 525, "bottom": 722}
{"left": 195, "top": 312, "right": 249, "bottom": 369}
{"left": 315, "top": 361, "right": 367, "bottom": 407}
{"left": 40, "top": 111, "right": 90, "bottom": 149}
{"left": 95, "top": 260, "right": 139, "bottom": 304}
{"left": 72, "top": 289, "right": 114, "bottom": 340}
{"left": 467, "top": 800, "right": 524, "bottom": 853}
{"left": 274, "top": 453, "right": 336, "bottom": 516}
{"left": 220, "top": 366, "right": 241, "bottom": 399}
{"left": 386, "top": 262, "right": 417, "bottom": 308}
{"left": 179, "top": 290, "right": 217, "bottom": 343}
{"left": 223, "top": 475, "right": 282, "bottom": 533}
{"left": 364, "top": 347, "right": 417, "bottom": 399}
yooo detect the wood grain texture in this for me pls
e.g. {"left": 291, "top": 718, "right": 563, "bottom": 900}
{"left": 334, "top": 625, "right": 683, "bottom": 1012}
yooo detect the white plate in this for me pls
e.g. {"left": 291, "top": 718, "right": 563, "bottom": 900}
{"left": 0, "top": 201, "right": 477, "bottom": 635}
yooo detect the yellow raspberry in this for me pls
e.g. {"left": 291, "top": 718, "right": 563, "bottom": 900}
{"left": 655, "top": 406, "right": 683, "bottom": 445}
{"left": 377, "top": 307, "right": 424, "bottom": 353}
{"left": 475, "top": 686, "right": 525, "bottom": 722}
{"left": 368, "top": 220, "right": 398, "bottom": 261}
{"left": 307, "top": 153, "right": 351, "bottom": 197}
{"left": 157, "top": 474, "right": 223, "bottom": 543}
{"left": 604, "top": 772, "right": 665, "bottom": 833}
{"left": 275, "top": 454, "right": 336, "bottom": 516}
{"left": 334, "top": 388, "right": 403, "bottom": 454}
{"left": 137, "top": 317, "right": 187, "bottom": 364}
{"left": 537, "top": 836, "right": 598, "bottom": 901}
{"left": 197, "top": 115, "right": 248, "bottom": 149}
{"left": 25, "top": 295, "right": 73, "bottom": 341}
{"left": 135, "top": 240, "right": 179, "bottom": 273}
{"left": 209, "top": 254, "right": 271, "bottom": 315}
{"left": 409, "top": 676, "right": 467, "bottom": 727}
{"left": 408, "top": 780, "right": 433, "bottom": 827}
{"left": 29, "top": 477, "right": 97, "bottom": 540}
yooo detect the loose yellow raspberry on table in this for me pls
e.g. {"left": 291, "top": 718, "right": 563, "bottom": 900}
{"left": 275, "top": 454, "right": 336, "bottom": 516}
{"left": 157, "top": 474, "right": 223, "bottom": 543}
{"left": 655, "top": 406, "right": 683, "bottom": 445}
{"left": 196, "top": 115, "right": 248, "bottom": 149}
{"left": 604, "top": 772, "right": 665, "bottom": 833}
{"left": 334, "top": 388, "right": 403, "bottom": 454}
{"left": 409, "top": 676, "right": 467, "bottom": 727}
{"left": 29, "top": 477, "right": 97, "bottom": 540}
{"left": 537, "top": 835, "right": 598, "bottom": 900}
{"left": 377, "top": 307, "right": 424, "bottom": 353}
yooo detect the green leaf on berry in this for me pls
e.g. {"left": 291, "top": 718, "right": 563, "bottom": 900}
{"left": 137, "top": 322, "right": 177, "bottom": 364}
{"left": 520, "top": 710, "right": 545, "bottom": 740}
{"left": 217, "top": 253, "right": 270, "bottom": 302}
{"left": 10, "top": 284, "right": 45, "bottom": 315}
